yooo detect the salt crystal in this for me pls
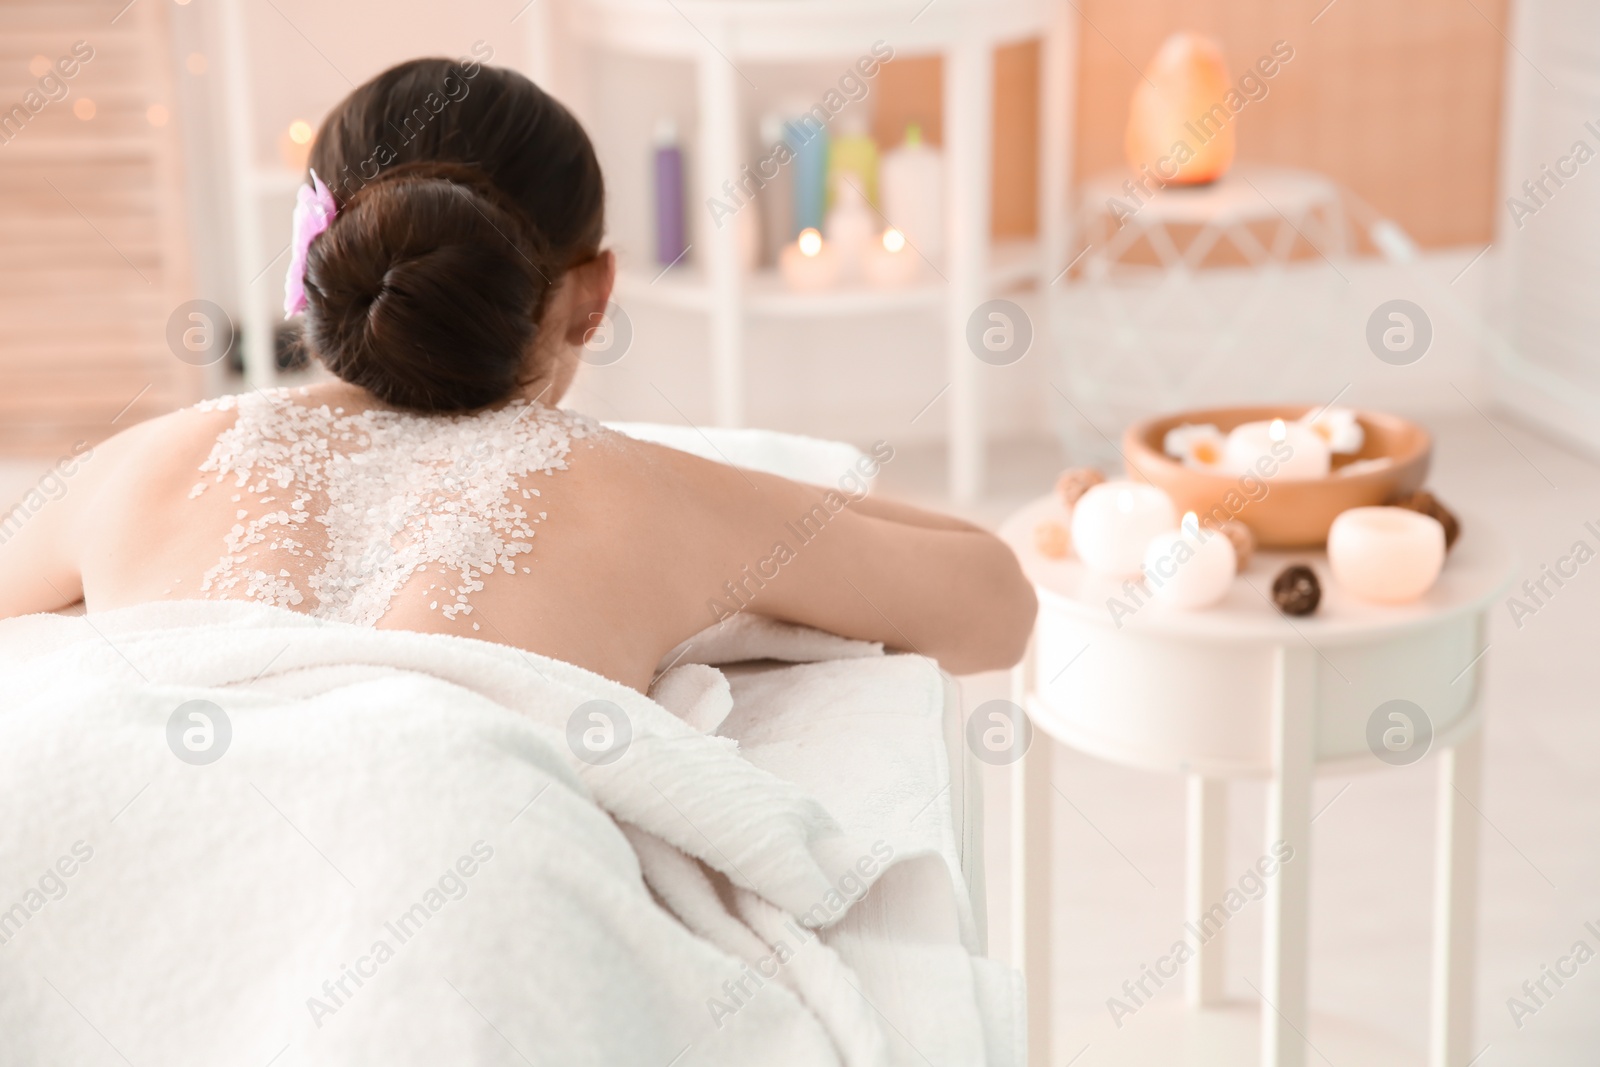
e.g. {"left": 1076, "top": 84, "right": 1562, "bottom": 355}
{"left": 193, "top": 389, "right": 598, "bottom": 626}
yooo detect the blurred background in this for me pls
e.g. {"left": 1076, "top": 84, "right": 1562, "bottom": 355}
{"left": 9, "top": 0, "right": 1588, "bottom": 471}
{"left": 3, "top": 0, "right": 1598, "bottom": 1063}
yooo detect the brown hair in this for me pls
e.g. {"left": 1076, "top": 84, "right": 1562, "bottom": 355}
{"left": 301, "top": 58, "right": 604, "bottom": 411}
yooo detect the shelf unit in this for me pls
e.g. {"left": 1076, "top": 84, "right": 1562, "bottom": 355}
{"left": 217, "top": 0, "right": 306, "bottom": 392}
{"left": 564, "top": 0, "right": 1076, "bottom": 501}
{"left": 613, "top": 236, "right": 1042, "bottom": 317}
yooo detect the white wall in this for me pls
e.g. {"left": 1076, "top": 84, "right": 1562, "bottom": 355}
{"left": 171, "top": 0, "right": 534, "bottom": 319}
{"left": 1490, "top": 0, "right": 1600, "bottom": 458}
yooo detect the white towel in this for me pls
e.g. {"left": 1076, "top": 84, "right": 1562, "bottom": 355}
{"left": 0, "top": 602, "right": 879, "bottom": 1066}
{"left": 0, "top": 601, "right": 1018, "bottom": 1067}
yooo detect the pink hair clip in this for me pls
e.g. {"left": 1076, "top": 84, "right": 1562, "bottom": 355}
{"left": 283, "top": 169, "right": 338, "bottom": 318}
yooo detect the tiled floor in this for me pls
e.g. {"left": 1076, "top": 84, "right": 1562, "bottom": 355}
{"left": 880, "top": 411, "right": 1600, "bottom": 1065}
{"left": 4, "top": 406, "right": 1596, "bottom": 1064}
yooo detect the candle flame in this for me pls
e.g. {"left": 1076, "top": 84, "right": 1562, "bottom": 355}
{"left": 1182, "top": 511, "right": 1200, "bottom": 536}
{"left": 798, "top": 228, "right": 823, "bottom": 257}
{"left": 882, "top": 228, "right": 906, "bottom": 253}
{"left": 1269, "top": 418, "right": 1287, "bottom": 442}
{"left": 288, "top": 119, "right": 313, "bottom": 145}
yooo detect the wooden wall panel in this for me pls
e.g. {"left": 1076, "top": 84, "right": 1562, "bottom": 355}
{"left": 1071, "top": 0, "right": 1508, "bottom": 247}
{"left": 876, "top": 0, "right": 1508, "bottom": 249}
{"left": 874, "top": 41, "right": 1041, "bottom": 241}
{"left": 874, "top": 53, "right": 942, "bottom": 152}
{"left": 991, "top": 39, "right": 1040, "bottom": 239}
{"left": 0, "top": 0, "right": 200, "bottom": 456}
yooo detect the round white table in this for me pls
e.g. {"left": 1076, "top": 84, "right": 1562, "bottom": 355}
{"left": 998, "top": 495, "right": 1514, "bottom": 1067}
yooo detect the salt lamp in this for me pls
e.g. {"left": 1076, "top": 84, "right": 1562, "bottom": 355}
{"left": 1124, "top": 33, "right": 1236, "bottom": 186}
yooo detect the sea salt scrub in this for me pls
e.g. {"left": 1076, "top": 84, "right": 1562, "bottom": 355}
{"left": 190, "top": 388, "right": 597, "bottom": 626}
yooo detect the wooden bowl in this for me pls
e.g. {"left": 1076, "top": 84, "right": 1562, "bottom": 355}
{"left": 1122, "top": 405, "right": 1432, "bottom": 548}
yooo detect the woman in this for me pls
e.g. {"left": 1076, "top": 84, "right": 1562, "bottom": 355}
{"left": 0, "top": 59, "right": 1034, "bottom": 690}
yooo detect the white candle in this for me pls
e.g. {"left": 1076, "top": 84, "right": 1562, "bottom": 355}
{"left": 863, "top": 228, "right": 921, "bottom": 287}
{"left": 1070, "top": 481, "right": 1177, "bottom": 576}
{"left": 1327, "top": 506, "right": 1446, "bottom": 604}
{"left": 1142, "top": 511, "right": 1238, "bottom": 609}
{"left": 1224, "top": 418, "right": 1331, "bottom": 480}
{"left": 778, "top": 228, "right": 840, "bottom": 291}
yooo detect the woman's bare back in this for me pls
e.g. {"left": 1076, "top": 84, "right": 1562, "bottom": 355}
{"left": 3, "top": 381, "right": 1036, "bottom": 689}
{"left": 180, "top": 386, "right": 600, "bottom": 626}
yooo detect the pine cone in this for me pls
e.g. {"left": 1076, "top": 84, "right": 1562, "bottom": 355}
{"left": 1391, "top": 489, "right": 1460, "bottom": 551}
{"left": 1219, "top": 520, "right": 1255, "bottom": 571}
{"left": 1272, "top": 564, "right": 1322, "bottom": 616}
{"left": 1056, "top": 467, "right": 1106, "bottom": 508}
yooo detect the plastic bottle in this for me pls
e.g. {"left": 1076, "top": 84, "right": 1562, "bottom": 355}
{"left": 758, "top": 112, "right": 795, "bottom": 266}
{"left": 785, "top": 105, "right": 829, "bottom": 236}
{"left": 826, "top": 111, "right": 880, "bottom": 210}
{"left": 653, "top": 118, "right": 687, "bottom": 266}
{"left": 880, "top": 122, "right": 943, "bottom": 264}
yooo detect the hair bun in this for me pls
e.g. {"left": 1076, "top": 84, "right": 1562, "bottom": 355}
{"left": 302, "top": 163, "right": 554, "bottom": 412}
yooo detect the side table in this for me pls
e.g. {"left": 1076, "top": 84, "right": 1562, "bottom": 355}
{"left": 998, "top": 494, "right": 1514, "bottom": 1067}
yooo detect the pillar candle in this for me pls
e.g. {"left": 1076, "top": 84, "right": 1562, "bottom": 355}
{"left": 1224, "top": 417, "right": 1331, "bottom": 480}
{"left": 778, "top": 228, "right": 840, "bottom": 291}
{"left": 1327, "top": 506, "right": 1446, "bottom": 603}
{"left": 1070, "top": 481, "right": 1177, "bottom": 576}
{"left": 1142, "top": 512, "right": 1237, "bottom": 609}
{"left": 863, "top": 228, "right": 921, "bottom": 287}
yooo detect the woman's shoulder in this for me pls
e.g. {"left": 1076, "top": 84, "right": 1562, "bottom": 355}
{"left": 554, "top": 414, "right": 736, "bottom": 488}
{"left": 86, "top": 392, "right": 248, "bottom": 468}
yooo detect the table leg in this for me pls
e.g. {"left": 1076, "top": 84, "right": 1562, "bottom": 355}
{"left": 942, "top": 35, "right": 994, "bottom": 503}
{"left": 1011, "top": 647, "right": 1052, "bottom": 1067}
{"left": 1185, "top": 775, "right": 1229, "bottom": 1007}
{"left": 1261, "top": 646, "right": 1316, "bottom": 1067}
{"left": 695, "top": 20, "right": 744, "bottom": 428}
{"left": 1430, "top": 729, "right": 1483, "bottom": 1067}
{"left": 1036, "top": 0, "right": 1076, "bottom": 294}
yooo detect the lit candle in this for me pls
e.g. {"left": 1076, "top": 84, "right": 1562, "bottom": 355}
{"left": 778, "top": 227, "right": 840, "bottom": 291}
{"left": 1327, "top": 506, "right": 1446, "bottom": 604}
{"left": 1142, "top": 511, "right": 1237, "bottom": 609}
{"left": 278, "top": 118, "right": 313, "bottom": 171}
{"left": 1224, "top": 417, "right": 1332, "bottom": 480}
{"left": 1070, "top": 481, "right": 1177, "bottom": 576}
{"left": 862, "top": 227, "right": 921, "bottom": 287}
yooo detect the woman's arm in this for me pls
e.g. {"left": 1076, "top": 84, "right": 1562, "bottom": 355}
{"left": 0, "top": 446, "right": 96, "bottom": 618}
{"left": 648, "top": 444, "right": 1037, "bottom": 675}
{"left": 834, "top": 488, "right": 987, "bottom": 533}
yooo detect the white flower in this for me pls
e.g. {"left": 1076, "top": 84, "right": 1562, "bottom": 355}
{"left": 1300, "top": 407, "right": 1364, "bottom": 454}
{"left": 1162, "top": 423, "right": 1227, "bottom": 470}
